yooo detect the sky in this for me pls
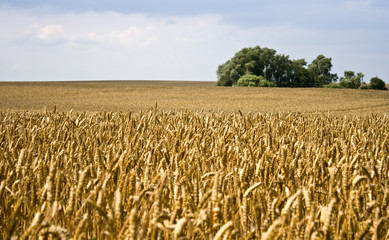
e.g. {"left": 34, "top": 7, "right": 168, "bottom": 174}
{"left": 0, "top": 0, "right": 388, "bottom": 82}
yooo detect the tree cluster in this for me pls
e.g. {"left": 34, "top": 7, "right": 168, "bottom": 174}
{"left": 235, "top": 74, "right": 277, "bottom": 87}
{"left": 325, "top": 72, "right": 387, "bottom": 90}
{"left": 217, "top": 45, "right": 386, "bottom": 90}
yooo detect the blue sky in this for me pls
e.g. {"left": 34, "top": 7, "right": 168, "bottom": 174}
{"left": 0, "top": 0, "right": 388, "bottom": 82}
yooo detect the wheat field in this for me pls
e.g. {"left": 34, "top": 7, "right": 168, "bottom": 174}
{"left": 0, "top": 81, "right": 388, "bottom": 114}
{"left": 1, "top": 108, "right": 389, "bottom": 239}
{"left": 1, "top": 81, "right": 389, "bottom": 239}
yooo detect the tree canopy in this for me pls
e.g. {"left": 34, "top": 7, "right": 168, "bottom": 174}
{"left": 307, "top": 55, "right": 338, "bottom": 87}
{"left": 339, "top": 71, "right": 364, "bottom": 89}
{"left": 217, "top": 46, "right": 338, "bottom": 88}
{"left": 235, "top": 74, "right": 277, "bottom": 87}
{"left": 369, "top": 77, "right": 387, "bottom": 90}
{"left": 216, "top": 46, "right": 386, "bottom": 90}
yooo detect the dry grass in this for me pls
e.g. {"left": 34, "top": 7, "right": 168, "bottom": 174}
{"left": 0, "top": 81, "right": 388, "bottom": 115}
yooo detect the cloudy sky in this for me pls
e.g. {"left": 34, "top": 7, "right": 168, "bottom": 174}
{"left": 0, "top": 0, "right": 388, "bottom": 82}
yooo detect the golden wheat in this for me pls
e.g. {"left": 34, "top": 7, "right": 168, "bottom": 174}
{"left": 0, "top": 109, "right": 388, "bottom": 239}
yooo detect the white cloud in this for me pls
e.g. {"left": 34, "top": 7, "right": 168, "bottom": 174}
{"left": 112, "top": 26, "right": 144, "bottom": 45}
{"left": 38, "top": 24, "right": 63, "bottom": 40}
{"left": 37, "top": 24, "right": 66, "bottom": 44}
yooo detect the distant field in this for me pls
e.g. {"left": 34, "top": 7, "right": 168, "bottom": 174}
{"left": 2, "top": 81, "right": 389, "bottom": 239}
{"left": 0, "top": 80, "right": 388, "bottom": 115}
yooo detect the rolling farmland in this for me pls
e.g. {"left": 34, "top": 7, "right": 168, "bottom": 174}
{"left": 1, "top": 81, "right": 389, "bottom": 239}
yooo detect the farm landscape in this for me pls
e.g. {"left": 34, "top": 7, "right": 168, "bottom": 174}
{"left": 1, "top": 81, "right": 389, "bottom": 239}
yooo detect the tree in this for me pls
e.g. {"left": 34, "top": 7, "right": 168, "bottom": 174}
{"left": 267, "top": 54, "right": 294, "bottom": 87}
{"left": 216, "top": 48, "right": 337, "bottom": 87}
{"left": 217, "top": 47, "right": 373, "bottom": 89}
{"left": 339, "top": 71, "right": 364, "bottom": 89}
{"left": 235, "top": 74, "right": 263, "bottom": 87}
{"left": 235, "top": 74, "right": 277, "bottom": 87}
{"left": 307, "top": 55, "right": 338, "bottom": 87}
{"left": 258, "top": 78, "right": 277, "bottom": 87}
{"left": 216, "top": 60, "right": 233, "bottom": 86}
{"left": 216, "top": 46, "right": 277, "bottom": 86}
{"left": 216, "top": 46, "right": 298, "bottom": 87}
{"left": 260, "top": 47, "right": 277, "bottom": 79}
{"left": 369, "top": 76, "right": 387, "bottom": 90}
{"left": 290, "top": 59, "right": 314, "bottom": 87}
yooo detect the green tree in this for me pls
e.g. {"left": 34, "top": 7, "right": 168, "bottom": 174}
{"left": 235, "top": 74, "right": 276, "bottom": 87}
{"left": 216, "top": 46, "right": 295, "bottom": 87}
{"left": 260, "top": 47, "right": 277, "bottom": 79}
{"left": 307, "top": 55, "right": 338, "bottom": 87}
{"left": 339, "top": 71, "right": 364, "bottom": 89}
{"left": 258, "top": 78, "right": 277, "bottom": 87}
{"left": 290, "top": 59, "right": 314, "bottom": 87}
{"left": 266, "top": 54, "right": 294, "bottom": 87}
{"left": 217, "top": 47, "right": 338, "bottom": 88}
{"left": 216, "top": 46, "right": 277, "bottom": 86}
{"left": 216, "top": 60, "right": 233, "bottom": 86}
{"left": 235, "top": 74, "right": 263, "bottom": 87}
{"left": 369, "top": 76, "right": 387, "bottom": 90}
